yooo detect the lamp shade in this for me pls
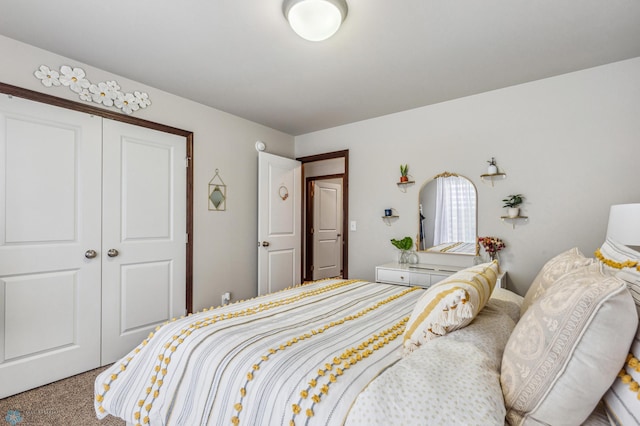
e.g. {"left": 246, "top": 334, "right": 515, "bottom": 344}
{"left": 606, "top": 203, "right": 640, "bottom": 246}
{"left": 283, "top": 0, "right": 348, "bottom": 42}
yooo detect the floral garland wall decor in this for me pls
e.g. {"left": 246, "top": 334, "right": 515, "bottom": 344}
{"left": 34, "top": 65, "right": 151, "bottom": 114}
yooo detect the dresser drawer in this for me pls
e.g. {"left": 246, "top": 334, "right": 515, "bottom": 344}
{"left": 409, "top": 272, "right": 430, "bottom": 287}
{"left": 376, "top": 268, "right": 411, "bottom": 285}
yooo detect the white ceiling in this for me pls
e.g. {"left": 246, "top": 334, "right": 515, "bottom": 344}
{"left": 1, "top": 1, "right": 639, "bottom": 136}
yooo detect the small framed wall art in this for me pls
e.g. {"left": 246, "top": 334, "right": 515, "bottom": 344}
{"left": 208, "top": 169, "right": 227, "bottom": 211}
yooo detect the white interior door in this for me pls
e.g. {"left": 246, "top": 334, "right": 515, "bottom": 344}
{"left": 258, "top": 152, "right": 301, "bottom": 295}
{"left": 312, "top": 179, "right": 342, "bottom": 280}
{"left": 0, "top": 94, "right": 102, "bottom": 398}
{"left": 101, "top": 120, "right": 186, "bottom": 364}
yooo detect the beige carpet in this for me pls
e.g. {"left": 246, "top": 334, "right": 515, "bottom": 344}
{"left": 0, "top": 366, "right": 125, "bottom": 426}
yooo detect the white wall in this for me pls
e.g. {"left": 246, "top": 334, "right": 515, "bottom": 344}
{"left": 295, "top": 57, "right": 640, "bottom": 296}
{"left": 0, "top": 35, "right": 295, "bottom": 310}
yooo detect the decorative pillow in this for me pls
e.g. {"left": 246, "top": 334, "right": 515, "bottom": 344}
{"left": 501, "top": 263, "right": 637, "bottom": 426}
{"left": 402, "top": 261, "right": 498, "bottom": 356}
{"left": 520, "top": 247, "right": 593, "bottom": 316}
{"left": 596, "top": 238, "right": 640, "bottom": 424}
{"left": 596, "top": 237, "right": 640, "bottom": 308}
{"left": 602, "top": 326, "right": 640, "bottom": 425}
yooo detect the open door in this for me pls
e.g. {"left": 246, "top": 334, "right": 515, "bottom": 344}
{"left": 258, "top": 152, "right": 302, "bottom": 295}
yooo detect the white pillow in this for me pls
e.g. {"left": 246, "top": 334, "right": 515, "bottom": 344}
{"left": 501, "top": 263, "right": 637, "bottom": 426}
{"left": 402, "top": 262, "right": 498, "bottom": 356}
{"left": 520, "top": 247, "right": 593, "bottom": 315}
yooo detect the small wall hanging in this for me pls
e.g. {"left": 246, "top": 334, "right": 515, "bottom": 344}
{"left": 208, "top": 169, "right": 227, "bottom": 211}
{"left": 33, "top": 64, "right": 151, "bottom": 115}
{"left": 279, "top": 185, "right": 289, "bottom": 201}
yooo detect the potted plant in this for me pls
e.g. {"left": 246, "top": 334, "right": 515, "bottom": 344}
{"left": 391, "top": 236, "right": 414, "bottom": 263}
{"left": 502, "top": 194, "right": 524, "bottom": 218}
{"left": 399, "top": 164, "right": 409, "bottom": 182}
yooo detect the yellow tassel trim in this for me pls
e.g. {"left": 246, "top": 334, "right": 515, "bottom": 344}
{"left": 95, "top": 279, "right": 364, "bottom": 421}
{"left": 595, "top": 249, "right": 640, "bottom": 271}
{"left": 289, "top": 316, "right": 409, "bottom": 423}
{"left": 617, "top": 352, "right": 640, "bottom": 400}
{"left": 231, "top": 285, "right": 419, "bottom": 425}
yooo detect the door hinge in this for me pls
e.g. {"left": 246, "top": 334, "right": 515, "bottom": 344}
{"left": 310, "top": 227, "right": 314, "bottom": 234}
{"left": 185, "top": 156, "right": 191, "bottom": 167}
{"left": 185, "top": 233, "right": 189, "bottom": 243}
{"left": 311, "top": 265, "right": 314, "bottom": 271}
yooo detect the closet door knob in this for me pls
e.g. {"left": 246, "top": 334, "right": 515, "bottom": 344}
{"left": 85, "top": 249, "right": 98, "bottom": 259}
{"left": 261, "top": 241, "right": 270, "bottom": 247}
{"left": 107, "top": 249, "right": 120, "bottom": 257}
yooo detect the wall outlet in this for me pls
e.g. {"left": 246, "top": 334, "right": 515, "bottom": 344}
{"left": 221, "top": 292, "right": 231, "bottom": 305}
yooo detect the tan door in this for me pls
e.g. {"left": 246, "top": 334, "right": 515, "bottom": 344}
{"left": 101, "top": 120, "right": 187, "bottom": 364}
{"left": 258, "top": 152, "right": 301, "bottom": 295}
{"left": 312, "top": 179, "right": 342, "bottom": 280}
{"left": 0, "top": 94, "right": 102, "bottom": 398}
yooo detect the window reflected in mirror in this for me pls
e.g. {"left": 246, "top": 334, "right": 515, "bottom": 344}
{"left": 418, "top": 172, "right": 478, "bottom": 255}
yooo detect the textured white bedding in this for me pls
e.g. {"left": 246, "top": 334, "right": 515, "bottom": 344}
{"left": 94, "top": 280, "right": 523, "bottom": 425}
{"left": 95, "top": 279, "right": 424, "bottom": 425}
{"left": 345, "top": 296, "right": 519, "bottom": 425}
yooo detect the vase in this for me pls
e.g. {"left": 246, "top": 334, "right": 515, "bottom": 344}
{"left": 507, "top": 207, "right": 520, "bottom": 218}
{"left": 399, "top": 250, "right": 410, "bottom": 264}
{"left": 487, "top": 164, "right": 498, "bottom": 175}
{"left": 489, "top": 252, "right": 499, "bottom": 262}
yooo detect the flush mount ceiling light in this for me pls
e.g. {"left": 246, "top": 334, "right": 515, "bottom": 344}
{"left": 283, "top": 0, "right": 348, "bottom": 42}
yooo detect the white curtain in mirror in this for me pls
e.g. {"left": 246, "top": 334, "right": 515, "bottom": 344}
{"left": 433, "top": 176, "right": 477, "bottom": 246}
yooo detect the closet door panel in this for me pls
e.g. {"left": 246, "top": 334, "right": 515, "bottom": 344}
{"left": 101, "top": 119, "right": 186, "bottom": 364}
{"left": 0, "top": 94, "right": 102, "bottom": 398}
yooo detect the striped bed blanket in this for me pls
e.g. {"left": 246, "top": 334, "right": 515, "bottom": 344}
{"left": 94, "top": 279, "right": 424, "bottom": 425}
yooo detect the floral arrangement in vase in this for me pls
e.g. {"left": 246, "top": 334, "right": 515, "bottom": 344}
{"left": 478, "top": 236, "right": 505, "bottom": 261}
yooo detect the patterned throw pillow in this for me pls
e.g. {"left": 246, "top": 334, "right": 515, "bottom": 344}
{"left": 402, "top": 262, "right": 498, "bottom": 356}
{"left": 596, "top": 238, "right": 640, "bottom": 424}
{"left": 501, "top": 263, "right": 637, "bottom": 426}
{"left": 597, "top": 237, "right": 640, "bottom": 308}
{"left": 520, "top": 247, "right": 593, "bottom": 316}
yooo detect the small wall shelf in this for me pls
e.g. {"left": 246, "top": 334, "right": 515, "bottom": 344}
{"left": 501, "top": 216, "right": 528, "bottom": 229}
{"left": 396, "top": 181, "right": 415, "bottom": 192}
{"left": 382, "top": 215, "right": 399, "bottom": 226}
{"left": 480, "top": 173, "right": 507, "bottom": 186}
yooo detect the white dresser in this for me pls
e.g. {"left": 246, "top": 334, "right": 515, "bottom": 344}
{"left": 375, "top": 262, "right": 506, "bottom": 289}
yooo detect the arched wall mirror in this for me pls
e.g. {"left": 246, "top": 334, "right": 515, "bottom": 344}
{"left": 418, "top": 172, "right": 478, "bottom": 255}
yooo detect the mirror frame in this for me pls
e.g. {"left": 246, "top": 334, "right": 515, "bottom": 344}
{"left": 417, "top": 171, "right": 479, "bottom": 256}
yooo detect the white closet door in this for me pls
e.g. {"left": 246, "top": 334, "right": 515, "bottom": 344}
{"left": 0, "top": 94, "right": 102, "bottom": 398}
{"left": 101, "top": 120, "right": 186, "bottom": 364}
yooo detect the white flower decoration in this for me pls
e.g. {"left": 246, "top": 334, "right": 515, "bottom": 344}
{"left": 33, "top": 65, "right": 151, "bottom": 114}
{"left": 134, "top": 91, "right": 151, "bottom": 108}
{"left": 79, "top": 88, "right": 92, "bottom": 102}
{"left": 89, "top": 82, "right": 117, "bottom": 107}
{"left": 34, "top": 65, "right": 60, "bottom": 87}
{"left": 115, "top": 92, "right": 140, "bottom": 114}
{"left": 59, "top": 65, "right": 90, "bottom": 93}
{"left": 105, "top": 80, "right": 121, "bottom": 92}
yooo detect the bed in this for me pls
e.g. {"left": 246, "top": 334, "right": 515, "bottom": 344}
{"left": 95, "top": 242, "right": 640, "bottom": 426}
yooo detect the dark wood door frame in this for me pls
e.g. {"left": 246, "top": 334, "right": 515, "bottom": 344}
{"left": 0, "top": 82, "right": 195, "bottom": 313}
{"left": 297, "top": 150, "right": 349, "bottom": 281}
